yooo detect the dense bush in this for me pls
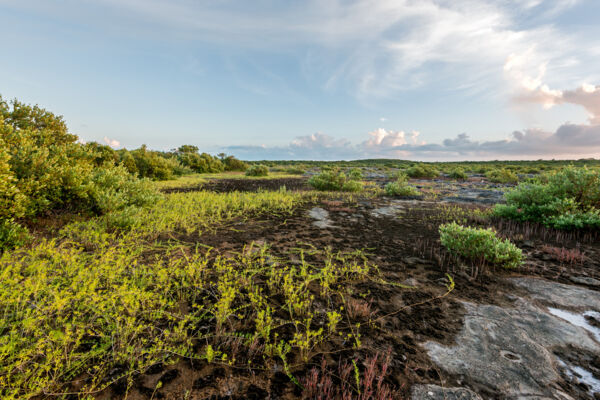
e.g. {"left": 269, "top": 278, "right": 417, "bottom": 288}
{"left": 406, "top": 163, "right": 439, "bottom": 179}
{"left": 308, "top": 168, "right": 363, "bottom": 192}
{"left": 486, "top": 168, "right": 518, "bottom": 184}
{"left": 222, "top": 155, "right": 248, "bottom": 171}
{"left": 439, "top": 222, "right": 523, "bottom": 269}
{"left": 285, "top": 167, "right": 306, "bottom": 175}
{"left": 493, "top": 166, "right": 600, "bottom": 230}
{"left": 385, "top": 173, "right": 420, "bottom": 197}
{"left": 245, "top": 164, "right": 269, "bottom": 176}
{"left": 129, "top": 145, "right": 183, "bottom": 180}
{"left": 0, "top": 218, "right": 29, "bottom": 251}
{"left": 0, "top": 96, "right": 159, "bottom": 250}
{"left": 348, "top": 167, "right": 363, "bottom": 180}
{"left": 448, "top": 168, "right": 468, "bottom": 180}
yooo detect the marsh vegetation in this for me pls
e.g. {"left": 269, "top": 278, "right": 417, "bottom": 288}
{"left": 2, "top": 98, "right": 600, "bottom": 399}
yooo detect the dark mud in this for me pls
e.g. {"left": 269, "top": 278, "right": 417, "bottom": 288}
{"left": 100, "top": 194, "right": 600, "bottom": 400}
{"left": 161, "top": 178, "right": 309, "bottom": 193}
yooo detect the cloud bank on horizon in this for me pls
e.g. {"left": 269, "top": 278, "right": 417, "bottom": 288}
{"left": 1, "top": 0, "right": 599, "bottom": 160}
{"left": 223, "top": 80, "right": 600, "bottom": 161}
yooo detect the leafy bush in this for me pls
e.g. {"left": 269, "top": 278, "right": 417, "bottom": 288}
{"left": 493, "top": 166, "right": 600, "bottom": 229}
{"left": 385, "top": 182, "right": 420, "bottom": 196}
{"left": 486, "top": 168, "right": 518, "bottom": 184}
{"left": 0, "top": 96, "right": 160, "bottom": 251}
{"left": 87, "top": 166, "right": 159, "bottom": 214}
{"left": 308, "top": 168, "right": 363, "bottom": 192}
{"left": 385, "top": 173, "right": 420, "bottom": 196}
{"left": 340, "top": 180, "right": 363, "bottom": 192}
{"left": 285, "top": 167, "right": 306, "bottom": 175}
{"left": 439, "top": 222, "right": 523, "bottom": 269}
{"left": 245, "top": 164, "right": 269, "bottom": 176}
{"left": 128, "top": 145, "right": 185, "bottom": 180}
{"left": 348, "top": 167, "right": 363, "bottom": 180}
{"left": 406, "top": 163, "right": 439, "bottom": 179}
{"left": 223, "top": 155, "right": 248, "bottom": 171}
{"left": 0, "top": 218, "right": 30, "bottom": 251}
{"left": 448, "top": 168, "right": 468, "bottom": 180}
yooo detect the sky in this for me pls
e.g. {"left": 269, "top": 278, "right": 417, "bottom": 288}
{"left": 1, "top": 0, "right": 599, "bottom": 161}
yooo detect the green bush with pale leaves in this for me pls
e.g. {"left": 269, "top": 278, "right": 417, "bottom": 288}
{"left": 439, "top": 222, "right": 523, "bottom": 269}
{"left": 0, "top": 96, "right": 159, "bottom": 251}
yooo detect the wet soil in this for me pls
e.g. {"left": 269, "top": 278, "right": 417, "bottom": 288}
{"left": 161, "top": 178, "right": 309, "bottom": 193}
{"left": 102, "top": 179, "right": 600, "bottom": 400}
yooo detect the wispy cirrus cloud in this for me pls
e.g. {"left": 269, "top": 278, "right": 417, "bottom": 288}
{"left": 3, "top": 0, "right": 596, "bottom": 101}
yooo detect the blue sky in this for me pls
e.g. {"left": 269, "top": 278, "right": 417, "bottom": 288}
{"left": 1, "top": 0, "right": 599, "bottom": 160}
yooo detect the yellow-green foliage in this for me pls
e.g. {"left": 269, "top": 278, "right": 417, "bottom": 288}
{"left": 0, "top": 190, "right": 378, "bottom": 398}
{"left": 308, "top": 168, "right": 363, "bottom": 192}
{"left": 406, "top": 163, "right": 439, "bottom": 179}
{"left": 245, "top": 165, "right": 269, "bottom": 176}
{"left": 153, "top": 174, "right": 208, "bottom": 191}
{"left": 129, "top": 145, "right": 184, "bottom": 180}
{"left": 0, "top": 96, "right": 159, "bottom": 221}
{"left": 486, "top": 168, "right": 518, "bottom": 184}
{"left": 439, "top": 222, "right": 523, "bottom": 269}
{"left": 0, "top": 143, "right": 25, "bottom": 220}
{"left": 385, "top": 172, "right": 420, "bottom": 197}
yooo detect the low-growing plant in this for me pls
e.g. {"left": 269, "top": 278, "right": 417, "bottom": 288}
{"left": 384, "top": 181, "right": 420, "bottom": 197}
{"left": 348, "top": 168, "right": 363, "bottom": 180}
{"left": 439, "top": 222, "right": 524, "bottom": 269}
{"left": 384, "top": 172, "right": 420, "bottom": 197}
{"left": 301, "top": 353, "right": 397, "bottom": 399}
{"left": 245, "top": 164, "right": 269, "bottom": 177}
{"left": 308, "top": 168, "right": 363, "bottom": 192}
{"left": 540, "top": 245, "right": 586, "bottom": 265}
{"left": 448, "top": 168, "right": 468, "bottom": 180}
{"left": 0, "top": 218, "right": 29, "bottom": 252}
{"left": 406, "top": 163, "right": 439, "bottom": 179}
{"left": 286, "top": 167, "right": 306, "bottom": 175}
{"left": 486, "top": 168, "right": 518, "bottom": 184}
{"left": 493, "top": 166, "right": 600, "bottom": 230}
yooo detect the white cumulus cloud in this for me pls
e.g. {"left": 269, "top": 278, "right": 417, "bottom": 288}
{"left": 103, "top": 136, "right": 121, "bottom": 148}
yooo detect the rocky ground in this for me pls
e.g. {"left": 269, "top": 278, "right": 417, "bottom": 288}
{"left": 130, "top": 175, "right": 600, "bottom": 399}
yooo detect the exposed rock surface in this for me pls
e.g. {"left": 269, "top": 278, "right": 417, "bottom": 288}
{"left": 570, "top": 276, "right": 600, "bottom": 287}
{"left": 510, "top": 277, "right": 600, "bottom": 310}
{"left": 307, "top": 207, "right": 334, "bottom": 229}
{"left": 411, "top": 384, "right": 483, "bottom": 400}
{"left": 423, "top": 278, "right": 600, "bottom": 399}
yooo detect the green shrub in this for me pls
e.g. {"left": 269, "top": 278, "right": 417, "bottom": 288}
{"left": 87, "top": 166, "right": 159, "bottom": 214}
{"left": 384, "top": 173, "right": 420, "bottom": 196}
{"left": 406, "top": 164, "right": 439, "bottom": 179}
{"left": 486, "top": 168, "right": 518, "bottom": 184}
{"left": 0, "top": 96, "right": 160, "bottom": 251}
{"left": 448, "top": 168, "right": 468, "bottom": 180}
{"left": 493, "top": 166, "right": 600, "bottom": 230}
{"left": 245, "top": 164, "right": 269, "bottom": 177}
{"left": 0, "top": 219, "right": 29, "bottom": 252}
{"left": 223, "top": 156, "right": 248, "bottom": 172}
{"left": 308, "top": 168, "right": 363, "bottom": 192}
{"left": 439, "top": 222, "right": 523, "bottom": 269}
{"left": 385, "top": 182, "right": 420, "bottom": 196}
{"left": 130, "top": 145, "right": 185, "bottom": 180}
{"left": 285, "top": 167, "right": 306, "bottom": 175}
{"left": 341, "top": 180, "right": 363, "bottom": 192}
{"left": 348, "top": 168, "right": 363, "bottom": 180}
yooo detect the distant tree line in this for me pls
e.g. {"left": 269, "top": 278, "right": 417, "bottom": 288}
{"left": 85, "top": 143, "right": 248, "bottom": 181}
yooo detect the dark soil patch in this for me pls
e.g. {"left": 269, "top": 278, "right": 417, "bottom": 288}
{"left": 162, "top": 177, "right": 309, "bottom": 193}
{"left": 101, "top": 196, "right": 600, "bottom": 399}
